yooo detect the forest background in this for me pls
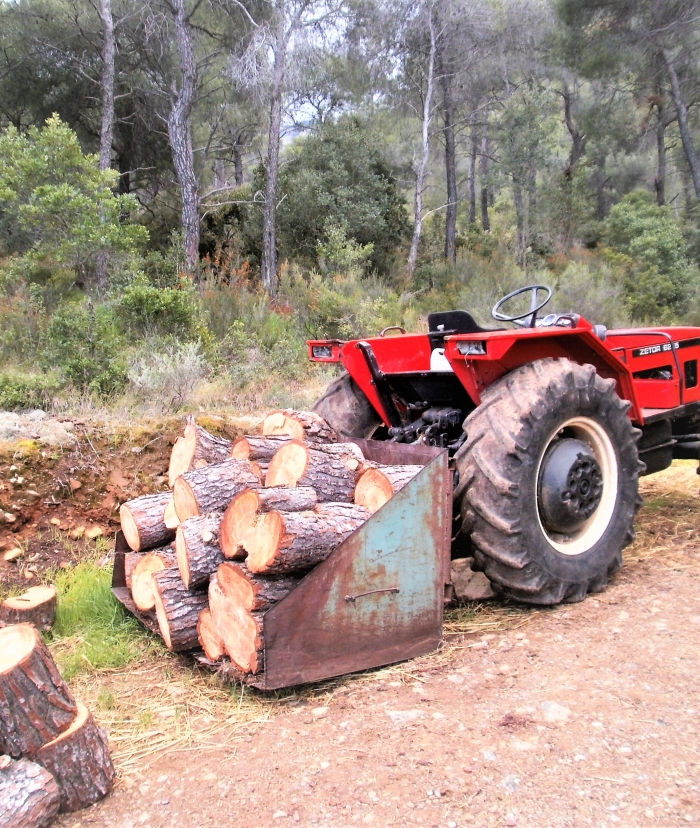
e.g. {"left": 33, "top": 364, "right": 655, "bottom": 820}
{"left": 1, "top": 0, "right": 700, "bottom": 415}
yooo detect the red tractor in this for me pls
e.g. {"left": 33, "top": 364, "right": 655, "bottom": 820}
{"left": 308, "top": 285, "right": 700, "bottom": 606}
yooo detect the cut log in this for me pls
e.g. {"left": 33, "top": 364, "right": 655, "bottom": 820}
{"left": 124, "top": 552, "right": 140, "bottom": 590}
{"left": 152, "top": 568, "right": 209, "bottom": 652}
{"left": 163, "top": 498, "right": 180, "bottom": 530}
{"left": 0, "top": 625, "right": 77, "bottom": 758}
{"left": 0, "top": 586, "right": 57, "bottom": 631}
{"left": 262, "top": 409, "right": 339, "bottom": 443}
{"left": 265, "top": 440, "right": 356, "bottom": 502}
{"left": 168, "top": 416, "right": 233, "bottom": 486}
{"left": 208, "top": 577, "right": 263, "bottom": 673}
{"left": 216, "top": 561, "right": 301, "bottom": 611}
{"left": 173, "top": 459, "right": 261, "bottom": 522}
{"left": 311, "top": 441, "right": 366, "bottom": 471}
{"left": 197, "top": 609, "right": 225, "bottom": 662}
{"left": 354, "top": 465, "right": 423, "bottom": 512}
{"left": 219, "top": 486, "right": 319, "bottom": 560}
{"left": 131, "top": 547, "right": 176, "bottom": 612}
{"left": 120, "top": 491, "right": 175, "bottom": 552}
{"left": 0, "top": 757, "right": 60, "bottom": 828}
{"left": 230, "top": 435, "right": 291, "bottom": 461}
{"left": 34, "top": 701, "right": 115, "bottom": 813}
{"left": 175, "top": 513, "right": 224, "bottom": 589}
{"left": 244, "top": 503, "right": 371, "bottom": 575}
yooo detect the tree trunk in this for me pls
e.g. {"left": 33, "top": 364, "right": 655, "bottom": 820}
{"left": 262, "top": 409, "right": 339, "bottom": 443}
{"left": 354, "top": 465, "right": 422, "bottom": 513}
{"left": 655, "top": 110, "right": 667, "bottom": 206}
{"left": 169, "top": 417, "right": 233, "bottom": 486}
{"left": 480, "top": 121, "right": 490, "bottom": 232}
{"left": 233, "top": 140, "right": 244, "bottom": 186}
{"left": 220, "top": 486, "right": 319, "bottom": 559}
{"left": 0, "top": 757, "right": 60, "bottom": 828}
{"left": 406, "top": 9, "right": 437, "bottom": 281}
{"left": 265, "top": 441, "right": 356, "bottom": 501}
{"left": 130, "top": 548, "right": 176, "bottom": 612}
{"left": 0, "top": 586, "right": 57, "bottom": 631}
{"left": 168, "top": 0, "right": 200, "bottom": 273}
{"left": 662, "top": 49, "right": 700, "bottom": 202}
{"left": 95, "top": 0, "right": 115, "bottom": 291}
{"left": 0, "top": 625, "right": 77, "bottom": 758}
{"left": 513, "top": 178, "right": 527, "bottom": 265}
{"left": 175, "top": 512, "right": 224, "bottom": 589}
{"left": 34, "top": 702, "right": 115, "bottom": 813}
{"left": 244, "top": 503, "right": 370, "bottom": 575}
{"left": 152, "top": 568, "right": 209, "bottom": 652}
{"left": 468, "top": 115, "right": 478, "bottom": 224}
{"left": 440, "top": 58, "right": 458, "bottom": 262}
{"left": 173, "top": 459, "right": 261, "bottom": 521}
{"left": 120, "top": 491, "right": 175, "bottom": 552}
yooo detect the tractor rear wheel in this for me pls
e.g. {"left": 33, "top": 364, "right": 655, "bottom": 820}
{"left": 454, "top": 358, "right": 642, "bottom": 605}
{"left": 312, "top": 373, "right": 382, "bottom": 439}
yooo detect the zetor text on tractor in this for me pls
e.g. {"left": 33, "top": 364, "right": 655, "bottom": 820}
{"left": 308, "top": 284, "right": 700, "bottom": 607}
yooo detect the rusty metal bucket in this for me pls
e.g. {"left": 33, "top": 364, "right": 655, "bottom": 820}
{"left": 112, "top": 440, "right": 451, "bottom": 689}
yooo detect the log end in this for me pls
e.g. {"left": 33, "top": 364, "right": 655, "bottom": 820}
{"left": 262, "top": 411, "right": 304, "bottom": 441}
{"left": 119, "top": 503, "right": 142, "bottom": 551}
{"left": 245, "top": 512, "right": 284, "bottom": 574}
{"left": 220, "top": 490, "right": 260, "bottom": 559}
{"left": 173, "top": 477, "right": 200, "bottom": 522}
{"left": 197, "top": 608, "right": 225, "bottom": 661}
{"left": 168, "top": 428, "right": 197, "bottom": 487}
{"left": 265, "top": 440, "right": 309, "bottom": 488}
{"left": 0, "top": 623, "right": 36, "bottom": 674}
{"left": 230, "top": 437, "right": 250, "bottom": 460}
{"left": 354, "top": 468, "right": 393, "bottom": 513}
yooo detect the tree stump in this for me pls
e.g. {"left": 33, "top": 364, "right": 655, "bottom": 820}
{"left": 0, "top": 625, "right": 77, "bottom": 758}
{"left": 208, "top": 577, "right": 263, "bottom": 674}
{"left": 230, "top": 435, "right": 291, "bottom": 461}
{"left": 0, "top": 756, "right": 60, "bottom": 828}
{"left": 168, "top": 416, "right": 233, "bottom": 486}
{"left": 0, "top": 586, "right": 57, "bottom": 631}
{"left": 120, "top": 491, "right": 175, "bottom": 552}
{"left": 152, "top": 568, "right": 209, "bottom": 652}
{"left": 130, "top": 547, "right": 176, "bottom": 612}
{"left": 34, "top": 702, "right": 115, "bottom": 813}
{"left": 220, "top": 486, "right": 319, "bottom": 560}
{"left": 244, "top": 503, "right": 370, "bottom": 575}
{"left": 197, "top": 609, "right": 225, "bottom": 662}
{"left": 354, "top": 465, "right": 423, "bottom": 512}
{"left": 262, "top": 409, "right": 339, "bottom": 443}
{"left": 265, "top": 441, "right": 356, "bottom": 502}
{"left": 173, "top": 459, "right": 261, "bottom": 522}
{"left": 175, "top": 513, "right": 224, "bottom": 589}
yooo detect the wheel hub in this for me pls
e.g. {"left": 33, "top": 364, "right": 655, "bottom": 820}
{"left": 538, "top": 438, "right": 603, "bottom": 534}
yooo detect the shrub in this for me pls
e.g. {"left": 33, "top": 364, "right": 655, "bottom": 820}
{"left": 0, "top": 370, "right": 62, "bottom": 410}
{"left": 117, "top": 282, "right": 203, "bottom": 339}
{"left": 128, "top": 341, "right": 211, "bottom": 413}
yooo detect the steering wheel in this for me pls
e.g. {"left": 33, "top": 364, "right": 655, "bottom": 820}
{"left": 492, "top": 284, "right": 553, "bottom": 328}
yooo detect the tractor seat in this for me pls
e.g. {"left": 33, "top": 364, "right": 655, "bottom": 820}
{"left": 427, "top": 310, "right": 502, "bottom": 351}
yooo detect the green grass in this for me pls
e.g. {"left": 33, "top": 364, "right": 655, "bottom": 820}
{"left": 47, "top": 560, "right": 156, "bottom": 680}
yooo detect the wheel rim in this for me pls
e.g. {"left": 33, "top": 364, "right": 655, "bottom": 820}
{"left": 535, "top": 417, "right": 618, "bottom": 556}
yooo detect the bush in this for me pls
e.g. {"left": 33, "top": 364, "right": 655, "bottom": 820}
{"left": 117, "top": 282, "right": 203, "bottom": 339}
{"left": 128, "top": 341, "right": 211, "bottom": 413}
{"left": 0, "top": 370, "right": 62, "bottom": 410}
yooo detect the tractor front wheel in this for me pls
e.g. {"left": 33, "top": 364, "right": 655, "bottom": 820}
{"left": 312, "top": 373, "right": 382, "bottom": 439}
{"left": 454, "top": 358, "right": 642, "bottom": 605}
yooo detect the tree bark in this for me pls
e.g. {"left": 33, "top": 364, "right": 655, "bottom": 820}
{"left": 0, "top": 586, "right": 57, "bottom": 631}
{"left": 34, "top": 702, "right": 115, "bottom": 813}
{"left": 175, "top": 512, "right": 224, "bottom": 588}
{"left": 265, "top": 441, "right": 356, "bottom": 501}
{"left": 0, "top": 757, "right": 60, "bottom": 828}
{"left": 468, "top": 114, "right": 478, "bottom": 224}
{"left": 120, "top": 491, "right": 175, "bottom": 552}
{"left": 244, "top": 503, "right": 370, "bottom": 575}
{"left": 173, "top": 459, "right": 261, "bottom": 521}
{"left": 406, "top": 9, "right": 437, "bottom": 282}
{"left": 262, "top": 409, "right": 339, "bottom": 443}
{"left": 0, "top": 625, "right": 77, "bottom": 758}
{"left": 662, "top": 49, "right": 700, "bottom": 202}
{"left": 439, "top": 54, "right": 457, "bottom": 262}
{"left": 152, "top": 568, "right": 209, "bottom": 652}
{"left": 169, "top": 417, "right": 233, "bottom": 486}
{"left": 220, "top": 486, "right": 319, "bottom": 559}
{"left": 354, "top": 465, "right": 423, "bottom": 513}
{"left": 168, "top": 0, "right": 200, "bottom": 273}
{"left": 231, "top": 435, "right": 291, "bottom": 461}
{"left": 655, "top": 108, "right": 667, "bottom": 206}
{"left": 480, "top": 120, "right": 490, "bottom": 232}
{"left": 95, "top": 0, "right": 115, "bottom": 290}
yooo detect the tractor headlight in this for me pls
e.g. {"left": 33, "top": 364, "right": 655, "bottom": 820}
{"left": 312, "top": 345, "right": 334, "bottom": 359}
{"left": 456, "top": 340, "right": 486, "bottom": 356}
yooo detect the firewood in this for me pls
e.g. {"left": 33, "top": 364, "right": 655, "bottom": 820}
{"left": 173, "top": 459, "right": 261, "bottom": 522}
{"left": 197, "top": 609, "right": 225, "bottom": 662}
{"left": 0, "top": 625, "right": 77, "bottom": 758}
{"left": 0, "top": 757, "right": 60, "bottom": 828}
{"left": 262, "top": 409, "right": 339, "bottom": 443}
{"left": 152, "top": 568, "right": 209, "bottom": 652}
{"left": 230, "top": 435, "right": 291, "bottom": 461}
{"left": 175, "top": 513, "right": 224, "bottom": 589}
{"left": 0, "top": 586, "right": 57, "bottom": 631}
{"left": 120, "top": 491, "right": 175, "bottom": 552}
{"left": 130, "top": 547, "right": 176, "bottom": 612}
{"left": 208, "top": 577, "right": 263, "bottom": 674}
{"left": 163, "top": 498, "right": 180, "bottom": 529}
{"left": 34, "top": 702, "right": 115, "bottom": 813}
{"left": 244, "top": 503, "right": 370, "bottom": 575}
{"left": 216, "top": 561, "right": 301, "bottom": 611}
{"left": 265, "top": 440, "right": 356, "bottom": 502}
{"left": 124, "top": 552, "right": 140, "bottom": 590}
{"left": 168, "top": 416, "right": 233, "bottom": 486}
{"left": 354, "top": 465, "right": 423, "bottom": 512}
{"left": 219, "top": 486, "right": 318, "bottom": 560}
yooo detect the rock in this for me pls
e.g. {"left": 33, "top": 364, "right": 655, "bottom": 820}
{"left": 450, "top": 558, "right": 496, "bottom": 601}
{"left": 385, "top": 709, "right": 425, "bottom": 725}
{"left": 86, "top": 526, "right": 104, "bottom": 540}
{"left": 3, "top": 548, "right": 23, "bottom": 562}
{"left": 502, "top": 774, "right": 520, "bottom": 793}
{"left": 540, "top": 701, "right": 571, "bottom": 723}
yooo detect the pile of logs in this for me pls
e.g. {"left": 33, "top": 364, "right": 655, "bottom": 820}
{"left": 0, "top": 624, "right": 115, "bottom": 826}
{"left": 118, "top": 410, "right": 423, "bottom": 677}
